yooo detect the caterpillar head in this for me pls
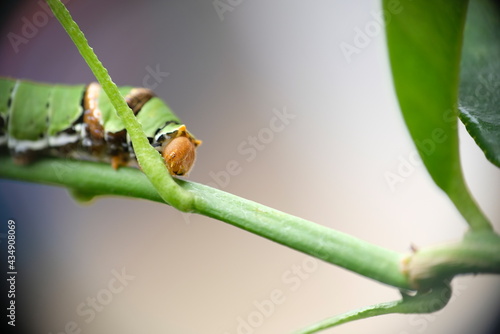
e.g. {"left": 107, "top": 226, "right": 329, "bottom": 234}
{"left": 162, "top": 135, "right": 200, "bottom": 176}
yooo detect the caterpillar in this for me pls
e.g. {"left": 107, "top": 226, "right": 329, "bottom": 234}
{"left": 0, "top": 77, "right": 201, "bottom": 176}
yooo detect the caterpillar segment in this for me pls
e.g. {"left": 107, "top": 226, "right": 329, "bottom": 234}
{"left": 0, "top": 77, "right": 201, "bottom": 176}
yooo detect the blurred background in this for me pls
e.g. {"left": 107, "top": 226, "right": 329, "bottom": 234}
{"left": 1, "top": 1, "right": 499, "bottom": 333}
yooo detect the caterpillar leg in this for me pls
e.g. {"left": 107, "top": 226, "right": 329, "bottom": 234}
{"left": 11, "top": 150, "right": 38, "bottom": 165}
{"left": 111, "top": 154, "right": 129, "bottom": 170}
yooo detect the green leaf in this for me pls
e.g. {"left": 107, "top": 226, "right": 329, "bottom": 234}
{"left": 459, "top": 0, "right": 500, "bottom": 167}
{"left": 383, "top": 0, "right": 492, "bottom": 231}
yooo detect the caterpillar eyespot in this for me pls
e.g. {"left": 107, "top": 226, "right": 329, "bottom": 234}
{"left": 0, "top": 77, "right": 201, "bottom": 176}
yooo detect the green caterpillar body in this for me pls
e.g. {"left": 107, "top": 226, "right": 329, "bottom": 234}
{"left": 0, "top": 77, "right": 201, "bottom": 175}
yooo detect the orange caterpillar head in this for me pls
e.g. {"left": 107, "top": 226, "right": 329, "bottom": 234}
{"left": 162, "top": 135, "right": 199, "bottom": 176}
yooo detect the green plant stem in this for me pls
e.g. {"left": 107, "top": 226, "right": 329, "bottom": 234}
{"left": 184, "top": 180, "right": 409, "bottom": 288}
{"left": 407, "top": 230, "right": 500, "bottom": 289}
{"left": 447, "top": 176, "right": 492, "bottom": 232}
{"left": 2, "top": 156, "right": 500, "bottom": 290}
{"left": 294, "top": 282, "right": 452, "bottom": 334}
{"left": 0, "top": 155, "right": 410, "bottom": 289}
{"left": 46, "top": 0, "right": 194, "bottom": 211}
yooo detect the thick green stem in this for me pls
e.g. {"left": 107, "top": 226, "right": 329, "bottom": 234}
{"left": 46, "top": 0, "right": 194, "bottom": 211}
{"left": 182, "top": 180, "right": 410, "bottom": 289}
{"left": 0, "top": 156, "right": 411, "bottom": 289}
{"left": 3, "top": 156, "right": 499, "bottom": 291}
{"left": 0, "top": 156, "right": 500, "bottom": 289}
{"left": 406, "top": 230, "right": 500, "bottom": 289}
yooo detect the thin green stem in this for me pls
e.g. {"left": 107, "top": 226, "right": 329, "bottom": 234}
{"left": 294, "top": 282, "right": 452, "bottom": 334}
{"left": 46, "top": 0, "right": 194, "bottom": 211}
{"left": 447, "top": 175, "right": 492, "bottom": 231}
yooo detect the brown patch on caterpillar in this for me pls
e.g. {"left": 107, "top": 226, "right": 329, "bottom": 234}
{"left": 111, "top": 153, "right": 130, "bottom": 169}
{"left": 105, "top": 130, "right": 127, "bottom": 150}
{"left": 80, "top": 86, "right": 155, "bottom": 169}
{"left": 105, "top": 129, "right": 130, "bottom": 168}
{"left": 83, "top": 82, "right": 105, "bottom": 141}
{"left": 125, "top": 88, "right": 155, "bottom": 114}
{"left": 49, "top": 141, "right": 79, "bottom": 157}
{"left": 162, "top": 135, "right": 197, "bottom": 176}
{"left": 11, "top": 150, "right": 39, "bottom": 165}
{"left": 82, "top": 82, "right": 114, "bottom": 163}
{"left": 104, "top": 88, "right": 156, "bottom": 169}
